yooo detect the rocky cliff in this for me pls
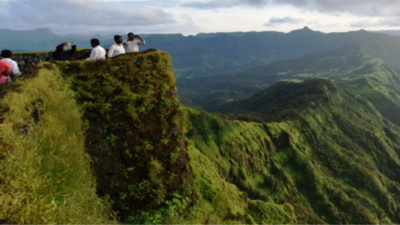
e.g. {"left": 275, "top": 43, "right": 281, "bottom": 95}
{"left": 0, "top": 49, "right": 189, "bottom": 223}
{"left": 52, "top": 49, "right": 190, "bottom": 220}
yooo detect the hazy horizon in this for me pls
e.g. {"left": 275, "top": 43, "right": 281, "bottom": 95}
{"left": 2, "top": 26, "right": 399, "bottom": 38}
{"left": 2, "top": 0, "right": 400, "bottom": 36}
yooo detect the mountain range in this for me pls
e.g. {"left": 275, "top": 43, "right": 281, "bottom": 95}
{"left": 3, "top": 27, "right": 400, "bottom": 79}
{"left": 177, "top": 29, "right": 400, "bottom": 110}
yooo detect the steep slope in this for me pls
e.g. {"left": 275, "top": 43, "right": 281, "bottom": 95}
{"left": 183, "top": 80, "right": 400, "bottom": 224}
{"left": 51, "top": 50, "right": 190, "bottom": 221}
{"left": 0, "top": 50, "right": 189, "bottom": 223}
{"left": 215, "top": 79, "right": 340, "bottom": 122}
{"left": 0, "top": 63, "right": 114, "bottom": 224}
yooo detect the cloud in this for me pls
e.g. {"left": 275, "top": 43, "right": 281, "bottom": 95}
{"left": 272, "top": 0, "right": 400, "bottom": 17}
{"left": 183, "top": 0, "right": 400, "bottom": 17}
{"left": 264, "top": 16, "right": 304, "bottom": 26}
{"left": 0, "top": 0, "right": 176, "bottom": 33}
{"left": 351, "top": 18, "right": 400, "bottom": 28}
{"left": 182, "top": 0, "right": 268, "bottom": 9}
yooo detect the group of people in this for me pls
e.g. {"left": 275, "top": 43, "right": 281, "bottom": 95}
{"left": 0, "top": 32, "right": 146, "bottom": 85}
{"left": 53, "top": 32, "right": 146, "bottom": 61}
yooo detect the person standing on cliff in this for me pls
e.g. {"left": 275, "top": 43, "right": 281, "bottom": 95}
{"left": 1, "top": 50, "right": 21, "bottom": 82}
{"left": 123, "top": 32, "right": 146, "bottom": 53}
{"left": 108, "top": 35, "right": 125, "bottom": 58}
{"left": 53, "top": 42, "right": 77, "bottom": 61}
{"left": 87, "top": 39, "right": 106, "bottom": 60}
{"left": 0, "top": 60, "right": 12, "bottom": 85}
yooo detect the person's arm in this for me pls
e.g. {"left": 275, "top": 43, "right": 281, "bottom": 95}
{"left": 137, "top": 35, "right": 145, "bottom": 45}
{"left": 122, "top": 40, "right": 128, "bottom": 46}
{"left": 68, "top": 44, "right": 77, "bottom": 57}
{"left": 108, "top": 45, "right": 115, "bottom": 58}
{"left": 87, "top": 48, "right": 96, "bottom": 60}
{"left": 11, "top": 61, "right": 21, "bottom": 76}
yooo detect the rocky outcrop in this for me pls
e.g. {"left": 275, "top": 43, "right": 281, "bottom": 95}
{"left": 40, "top": 49, "right": 190, "bottom": 221}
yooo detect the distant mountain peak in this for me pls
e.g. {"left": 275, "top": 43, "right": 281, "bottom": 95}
{"left": 33, "top": 27, "right": 57, "bottom": 34}
{"left": 289, "top": 26, "right": 321, "bottom": 35}
{"left": 354, "top": 29, "right": 369, "bottom": 33}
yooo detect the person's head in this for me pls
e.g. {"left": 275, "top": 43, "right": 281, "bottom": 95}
{"left": 114, "top": 35, "right": 122, "bottom": 44}
{"left": 128, "top": 32, "right": 135, "bottom": 40}
{"left": 90, "top": 38, "right": 100, "bottom": 48}
{"left": 1, "top": 50, "right": 12, "bottom": 58}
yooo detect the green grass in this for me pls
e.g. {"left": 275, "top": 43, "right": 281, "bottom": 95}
{"left": 0, "top": 66, "right": 115, "bottom": 223}
{"left": 181, "top": 76, "right": 400, "bottom": 224}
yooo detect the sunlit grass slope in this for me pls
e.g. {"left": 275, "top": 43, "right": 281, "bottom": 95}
{"left": 184, "top": 79, "right": 400, "bottom": 224}
{"left": 0, "top": 66, "right": 114, "bottom": 224}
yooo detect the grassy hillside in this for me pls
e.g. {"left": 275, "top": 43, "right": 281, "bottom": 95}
{"left": 0, "top": 65, "right": 114, "bottom": 224}
{"left": 182, "top": 79, "right": 400, "bottom": 224}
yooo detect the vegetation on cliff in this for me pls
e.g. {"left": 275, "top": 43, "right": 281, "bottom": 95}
{"left": 52, "top": 50, "right": 190, "bottom": 222}
{"left": 0, "top": 65, "right": 114, "bottom": 224}
{"left": 183, "top": 78, "right": 400, "bottom": 223}
{"left": 0, "top": 49, "right": 190, "bottom": 223}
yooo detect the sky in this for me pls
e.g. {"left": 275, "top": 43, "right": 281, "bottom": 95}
{"left": 1, "top": 0, "right": 400, "bottom": 35}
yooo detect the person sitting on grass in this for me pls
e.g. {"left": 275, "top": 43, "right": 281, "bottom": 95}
{"left": 53, "top": 42, "right": 77, "bottom": 61}
{"left": 0, "top": 60, "right": 12, "bottom": 85}
{"left": 87, "top": 38, "right": 106, "bottom": 60}
{"left": 1, "top": 50, "right": 22, "bottom": 82}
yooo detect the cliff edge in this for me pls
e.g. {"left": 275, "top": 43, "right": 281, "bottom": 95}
{"left": 0, "top": 49, "right": 189, "bottom": 223}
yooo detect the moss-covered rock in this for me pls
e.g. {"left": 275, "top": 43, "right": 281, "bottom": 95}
{"left": 0, "top": 49, "right": 189, "bottom": 223}
{"left": 50, "top": 49, "right": 189, "bottom": 221}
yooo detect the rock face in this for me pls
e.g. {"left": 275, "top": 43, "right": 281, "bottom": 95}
{"left": 44, "top": 49, "right": 190, "bottom": 221}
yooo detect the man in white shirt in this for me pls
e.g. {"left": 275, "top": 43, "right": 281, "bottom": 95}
{"left": 1, "top": 50, "right": 21, "bottom": 82}
{"left": 87, "top": 39, "right": 106, "bottom": 60}
{"left": 108, "top": 35, "right": 125, "bottom": 58}
{"left": 123, "top": 32, "right": 146, "bottom": 53}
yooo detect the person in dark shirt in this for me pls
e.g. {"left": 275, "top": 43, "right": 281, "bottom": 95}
{"left": 53, "top": 42, "right": 77, "bottom": 61}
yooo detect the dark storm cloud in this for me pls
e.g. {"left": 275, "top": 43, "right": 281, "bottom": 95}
{"left": 183, "top": 0, "right": 400, "bottom": 17}
{"left": 0, "top": 0, "right": 176, "bottom": 32}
